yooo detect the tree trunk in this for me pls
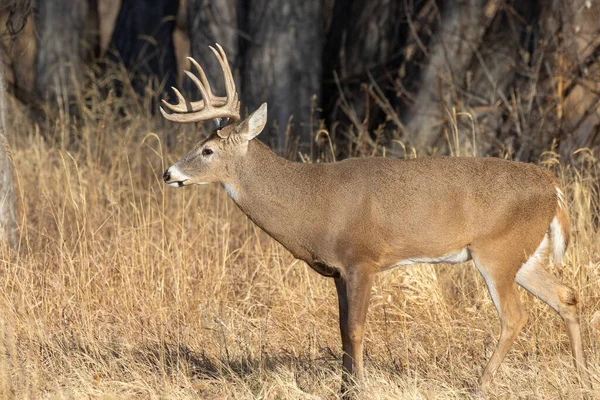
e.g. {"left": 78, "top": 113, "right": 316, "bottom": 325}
{"left": 0, "top": 48, "right": 18, "bottom": 249}
{"left": 186, "top": 0, "right": 239, "bottom": 98}
{"left": 553, "top": 0, "right": 600, "bottom": 157}
{"left": 108, "top": 0, "right": 179, "bottom": 102}
{"left": 98, "top": 0, "right": 122, "bottom": 56}
{"left": 321, "top": 0, "right": 409, "bottom": 156}
{"left": 34, "top": 0, "right": 89, "bottom": 102}
{"left": 403, "top": 0, "right": 494, "bottom": 150}
{"left": 241, "top": 0, "right": 323, "bottom": 153}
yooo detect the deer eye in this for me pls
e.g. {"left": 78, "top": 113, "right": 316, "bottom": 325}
{"left": 202, "top": 148, "right": 213, "bottom": 157}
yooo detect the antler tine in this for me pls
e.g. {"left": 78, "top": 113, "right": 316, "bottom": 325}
{"left": 160, "top": 82, "right": 206, "bottom": 114}
{"left": 183, "top": 70, "right": 211, "bottom": 109}
{"left": 160, "top": 44, "right": 240, "bottom": 124}
{"left": 209, "top": 44, "right": 239, "bottom": 114}
{"left": 160, "top": 87, "right": 189, "bottom": 112}
{"left": 160, "top": 86, "right": 226, "bottom": 113}
{"left": 188, "top": 57, "right": 215, "bottom": 100}
{"left": 219, "top": 44, "right": 241, "bottom": 115}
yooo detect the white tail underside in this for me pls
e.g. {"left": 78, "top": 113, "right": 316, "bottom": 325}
{"left": 550, "top": 216, "right": 567, "bottom": 264}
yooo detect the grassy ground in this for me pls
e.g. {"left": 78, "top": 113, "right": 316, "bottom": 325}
{"left": 0, "top": 95, "right": 598, "bottom": 399}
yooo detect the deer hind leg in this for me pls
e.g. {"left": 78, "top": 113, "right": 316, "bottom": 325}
{"left": 334, "top": 269, "right": 374, "bottom": 396}
{"left": 471, "top": 244, "right": 529, "bottom": 393}
{"left": 516, "top": 238, "right": 591, "bottom": 389}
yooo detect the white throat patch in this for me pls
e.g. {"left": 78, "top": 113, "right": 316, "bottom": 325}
{"left": 222, "top": 184, "right": 239, "bottom": 201}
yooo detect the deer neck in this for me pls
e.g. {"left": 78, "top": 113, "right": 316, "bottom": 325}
{"left": 222, "top": 140, "right": 313, "bottom": 255}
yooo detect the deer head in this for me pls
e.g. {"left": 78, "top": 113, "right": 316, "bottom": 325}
{"left": 161, "top": 44, "right": 267, "bottom": 187}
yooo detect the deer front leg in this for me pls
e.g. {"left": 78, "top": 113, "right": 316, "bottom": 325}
{"left": 334, "top": 269, "right": 374, "bottom": 396}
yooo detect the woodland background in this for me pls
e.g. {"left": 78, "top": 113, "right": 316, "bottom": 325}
{"left": 3, "top": 0, "right": 600, "bottom": 158}
{"left": 0, "top": 0, "right": 597, "bottom": 399}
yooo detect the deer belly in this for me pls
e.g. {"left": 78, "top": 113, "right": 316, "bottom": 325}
{"left": 379, "top": 247, "right": 472, "bottom": 272}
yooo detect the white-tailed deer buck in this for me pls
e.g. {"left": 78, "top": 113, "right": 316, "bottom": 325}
{"left": 161, "top": 44, "right": 591, "bottom": 394}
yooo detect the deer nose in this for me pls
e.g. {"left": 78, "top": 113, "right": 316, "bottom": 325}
{"left": 163, "top": 169, "right": 171, "bottom": 182}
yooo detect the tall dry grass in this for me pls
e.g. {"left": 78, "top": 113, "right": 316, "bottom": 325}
{"left": 0, "top": 78, "right": 597, "bottom": 400}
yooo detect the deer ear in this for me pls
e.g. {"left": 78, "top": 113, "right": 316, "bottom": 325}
{"left": 236, "top": 103, "right": 267, "bottom": 141}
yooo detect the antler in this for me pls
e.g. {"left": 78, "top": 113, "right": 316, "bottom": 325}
{"left": 160, "top": 44, "right": 240, "bottom": 124}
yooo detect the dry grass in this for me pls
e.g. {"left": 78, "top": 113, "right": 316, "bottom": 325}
{"left": 0, "top": 88, "right": 598, "bottom": 400}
